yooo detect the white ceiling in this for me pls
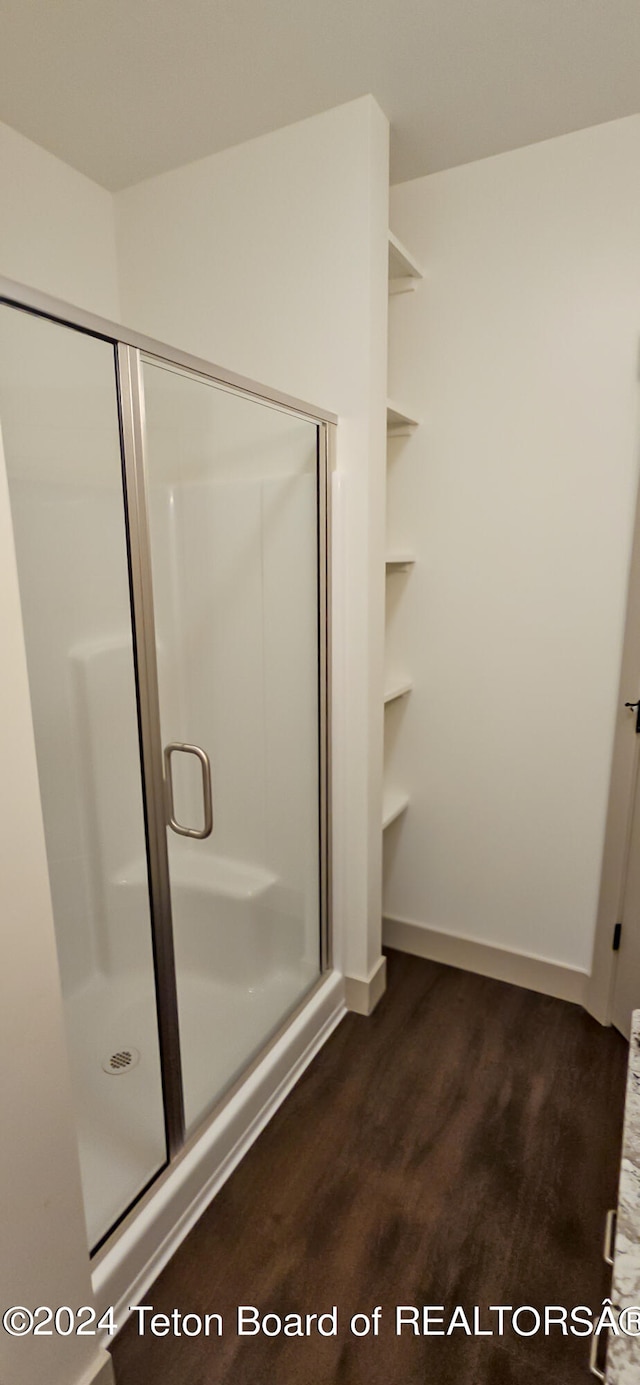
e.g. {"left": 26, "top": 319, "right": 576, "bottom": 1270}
{"left": 2, "top": 0, "right": 640, "bottom": 191}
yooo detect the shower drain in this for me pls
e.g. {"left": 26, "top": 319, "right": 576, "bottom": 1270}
{"left": 101, "top": 1047, "right": 140, "bottom": 1076}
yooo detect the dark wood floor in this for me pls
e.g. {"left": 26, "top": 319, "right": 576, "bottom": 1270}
{"left": 111, "top": 951, "right": 628, "bottom": 1384}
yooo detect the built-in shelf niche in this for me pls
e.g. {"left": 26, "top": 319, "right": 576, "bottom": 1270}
{"left": 383, "top": 225, "right": 423, "bottom": 848}
{"left": 384, "top": 677, "right": 413, "bottom": 705}
{"left": 388, "top": 231, "right": 424, "bottom": 296}
{"left": 382, "top": 787, "right": 410, "bottom": 830}
{"left": 387, "top": 398, "right": 420, "bottom": 437}
{"left": 385, "top": 552, "right": 415, "bottom": 572}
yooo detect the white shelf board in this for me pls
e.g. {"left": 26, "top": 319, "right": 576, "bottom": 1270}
{"left": 387, "top": 399, "right": 420, "bottom": 435}
{"left": 384, "top": 677, "right": 413, "bottom": 705}
{"left": 385, "top": 552, "right": 416, "bottom": 572}
{"left": 388, "top": 230, "right": 424, "bottom": 285}
{"left": 382, "top": 788, "right": 410, "bottom": 830}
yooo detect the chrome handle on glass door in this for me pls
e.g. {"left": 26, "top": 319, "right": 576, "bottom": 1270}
{"left": 588, "top": 1330, "right": 606, "bottom": 1381}
{"left": 163, "top": 743, "right": 213, "bottom": 839}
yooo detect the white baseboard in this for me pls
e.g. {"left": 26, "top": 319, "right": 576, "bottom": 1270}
{"left": 344, "top": 954, "right": 387, "bottom": 1015}
{"left": 383, "top": 916, "right": 588, "bottom": 1006}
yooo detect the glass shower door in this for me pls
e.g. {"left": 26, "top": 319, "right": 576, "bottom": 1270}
{"left": 0, "top": 282, "right": 331, "bottom": 1250}
{"left": 140, "top": 357, "right": 324, "bottom": 1133}
{"left": 0, "top": 306, "right": 167, "bottom": 1250}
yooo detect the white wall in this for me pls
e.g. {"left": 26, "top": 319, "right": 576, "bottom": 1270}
{"left": 115, "top": 96, "right": 390, "bottom": 987}
{"left": 0, "top": 124, "right": 117, "bottom": 1385}
{"left": 387, "top": 115, "right": 640, "bottom": 975}
{"left": 0, "top": 119, "right": 119, "bottom": 318}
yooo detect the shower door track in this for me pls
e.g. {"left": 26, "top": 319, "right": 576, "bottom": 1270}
{"left": 0, "top": 272, "right": 336, "bottom": 1252}
{"left": 0, "top": 275, "right": 337, "bottom": 423}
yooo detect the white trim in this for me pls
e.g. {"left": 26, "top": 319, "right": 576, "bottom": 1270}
{"left": 77, "top": 1353, "right": 115, "bottom": 1385}
{"left": 93, "top": 972, "right": 345, "bottom": 1333}
{"left": 383, "top": 916, "right": 588, "bottom": 1005}
{"left": 587, "top": 464, "right": 640, "bottom": 1023}
{"left": 344, "top": 954, "right": 387, "bottom": 1015}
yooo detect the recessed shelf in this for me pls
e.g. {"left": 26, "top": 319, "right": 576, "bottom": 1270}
{"left": 387, "top": 399, "right": 420, "bottom": 436}
{"left": 382, "top": 788, "right": 410, "bottom": 830}
{"left": 384, "top": 677, "right": 413, "bottom": 705}
{"left": 388, "top": 231, "right": 424, "bottom": 294}
{"left": 385, "top": 553, "right": 415, "bottom": 572}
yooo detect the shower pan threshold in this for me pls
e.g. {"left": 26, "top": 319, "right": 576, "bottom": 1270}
{"left": 91, "top": 967, "right": 344, "bottom": 1331}
{"left": 67, "top": 959, "right": 321, "bottom": 1250}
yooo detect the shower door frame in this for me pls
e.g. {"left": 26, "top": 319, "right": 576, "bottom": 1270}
{"left": 0, "top": 274, "right": 335, "bottom": 1235}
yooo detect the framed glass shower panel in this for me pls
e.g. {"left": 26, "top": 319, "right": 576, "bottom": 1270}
{"left": 0, "top": 306, "right": 167, "bottom": 1250}
{"left": 140, "top": 356, "right": 324, "bottom": 1134}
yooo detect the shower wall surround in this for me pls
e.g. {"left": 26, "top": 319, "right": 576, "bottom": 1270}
{"left": 0, "top": 284, "right": 336, "bottom": 1254}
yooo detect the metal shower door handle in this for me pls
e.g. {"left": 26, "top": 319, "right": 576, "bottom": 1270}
{"left": 163, "top": 742, "right": 213, "bottom": 839}
{"left": 588, "top": 1329, "right": 606, "bottom": 1381}
{"left": 603, "top": 1208, "right": 616, "bottom": 1266}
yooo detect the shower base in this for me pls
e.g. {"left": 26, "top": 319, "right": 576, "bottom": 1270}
{"left": 65, "top": 960, "right": 317, "bottom": 1249}
{"left": 90, "top": 968, "right": 344, "bottom": 1334}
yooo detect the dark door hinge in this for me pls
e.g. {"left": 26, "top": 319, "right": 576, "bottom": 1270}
{"left": 613, "top": 922, "right": 622, "bottom": 952}
{"left": 624, "top": 700, "right": 640, "bottom": 733}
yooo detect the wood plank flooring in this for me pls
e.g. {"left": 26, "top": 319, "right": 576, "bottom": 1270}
{"left": 110, "top": 951, "right": 628, "bottom": 1384}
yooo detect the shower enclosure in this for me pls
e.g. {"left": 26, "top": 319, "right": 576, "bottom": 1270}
{"left": 0, "top": 281, "right": 333, "bottom": 1253}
